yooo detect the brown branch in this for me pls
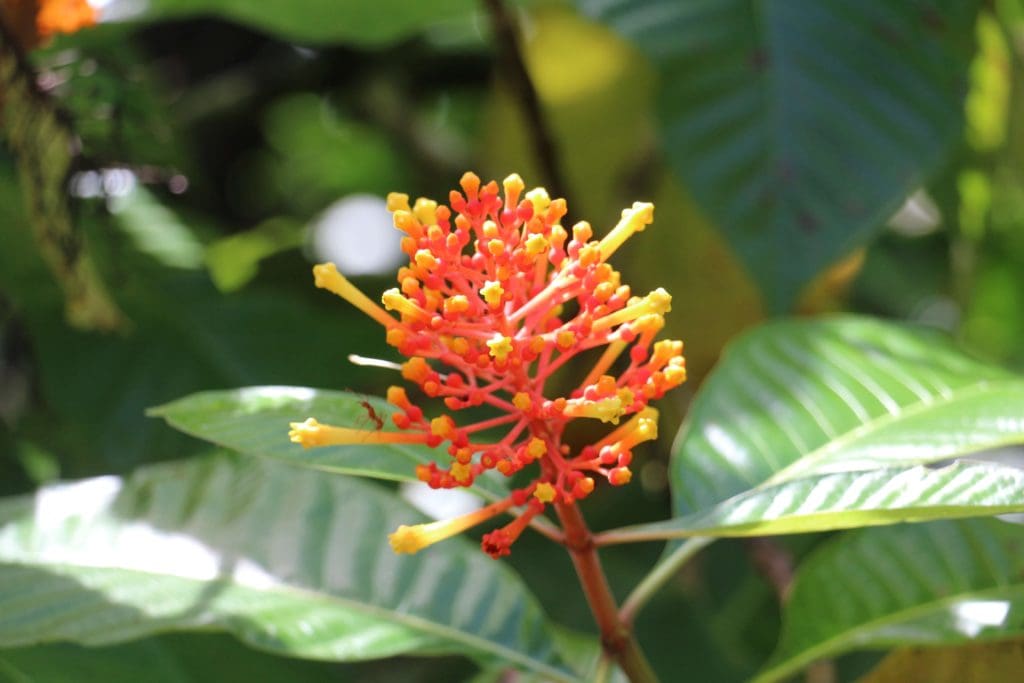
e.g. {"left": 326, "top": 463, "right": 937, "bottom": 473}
{"left": 0, "top": 17, "right": 125, "bottom": 330}
{"left": 745, "top": 538, "right": 836, "bottom": 682}
{"left": 745, "top": 537, "right": 795, "bottom": 602}
{"left": 481, "top": 0, "right": 573, "bottom": 207}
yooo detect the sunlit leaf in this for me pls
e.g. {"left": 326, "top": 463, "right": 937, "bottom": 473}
{"left": 0, "top": 453, "right": 574, "bottom": 680}
{"left": 604, "top": 461, "right": 1024, "bottom": 541}
{"left": 670, "top": 316, "right": 1024, "bottom": 517}
{"left": 148, "top": 386, "right": 508, "bottom": 500}
{"left": 754, "top": 519, "right": 1024, "bottom": 682}
{"left": 205, "top": 218, "right": 304, "bottom": 293}
{"left": 109, "top": 186, "right": 205, "bottom": 270}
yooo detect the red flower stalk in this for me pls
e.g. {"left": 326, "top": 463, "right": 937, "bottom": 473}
{"left": 289, "top": 172, "right": 685, "bottom": 558}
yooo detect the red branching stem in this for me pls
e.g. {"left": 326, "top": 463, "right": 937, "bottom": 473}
{"left": 460, "top": 412, "right": 522, "bottom": 434}
{"left": 554, "top": 501, "right": 659, "bottom": 683}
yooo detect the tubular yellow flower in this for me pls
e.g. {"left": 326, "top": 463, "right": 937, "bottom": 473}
{"left": 480, "top": 280, "right": 504, "bottom": 308}
{"left": 594, "top": 407, "right": 660, "bottom": 450}
{"left": 525, "top": 233, "right": 548, "bottom": 256}
{"left": 579, "top": 341, "right": 628, "bottom": 390}
{"left": 563, "top": 395, "right": 625, "bottom": 424}
{"left": 389, "top": 496, "right": 517, "bottom": 554}
{"left": 597, "top": 202, "right": 654, "bottom": 261}
{"left": 298, "top": 172, "right": 686, "bottom": 558}
{"left": 526, "top": 437, "right": 547, "bottom": 458}
{"left": 487, "top": 334, "right": 514, "bottom": 363}
{"left": 512, "top": 392, "right": 533, "bottom": 411}
{"left": 288, "top": 418, "right": 427, "bottom": 448}
{"left": 591, "top": 288, "right": 672, "bottom": 333}
{"left": 313, "top": 263, "right": 397, "bottom": 329}
{"left": 382, "top": 288, "right": 431, "bottom": 323}
{"left": 533, "top": 482, "right": 557, "bottom": 503}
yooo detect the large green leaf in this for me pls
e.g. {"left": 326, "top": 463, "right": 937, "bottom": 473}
{"left": 669, "top": 316, "right": 1024, "bottom": 517}
{"left": 120, "top": 0, "right": 477, "bottom": 46}
{"left": 601, "top": 461, "right": 1024, "bottom": 541}
{"left": 579, "top": 0, "right": 979, "bottom": 310}
{"left": 0, "top": 640, "right": 194, "bottom": 683}
{"left": 148, "top": 387, "right": 508, "bottom": 500}
{"left": 755, "top": 519, "right": 1024, "bottom": 682}
{"left": 0, "top": 633, "right": 354, "bottom": 683}
{"left": 0, "top": 453, "right": 574, "bottom": 681}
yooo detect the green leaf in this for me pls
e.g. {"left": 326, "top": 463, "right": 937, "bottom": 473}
{"left": 130, "top": 0, "right": 478, "bottom": 46}
{"left": 147, "top": 387, "right": 508, "bottom": 500}
{"left": 669, "top": 316, "right": 1024, "bottom": 518}
{"left": 859, "top": 637, "right": 1024, "bottom": 683}
{"left": 11, "top": 253, "right": 388, "bottom": 476}
{"left": 0, "top": 640, "right": 193, "bottom": 683}
{"left": 604, "top": 461, "right": 1024, "bottom": 541}
{"left": 755, "top": 519, "right": 1024, "bottom": 682}
{"left": 0, "top": 453, "right": 574, "bottom": 681}
{"left": 579, "top": 0, "right": 980, "bottom": 310}
{"left": 0, "top": 633, "right": 350, "bottom": 683}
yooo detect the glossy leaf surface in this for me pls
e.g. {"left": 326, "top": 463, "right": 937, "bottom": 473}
{"left": 756, "top": 519, "right": 1024, "bottom": 682}
{"left": 148, "top": 387, "right": 508, "bottom": 500}
{"left": 0, "top": 453, "right": 571, "bottom": 680}
{"left": 607, "top": 461, "right": 1024, "bottom": 541}
{"left": 580, "top": 0, "right": 979, "bottom": 309}
{"left": 669, "top": 317, "right": 1024, "bottom": 517}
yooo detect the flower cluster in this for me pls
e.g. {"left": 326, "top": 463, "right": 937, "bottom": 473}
{"left": 289, "top": 172, "right": 685, "bottom": 558}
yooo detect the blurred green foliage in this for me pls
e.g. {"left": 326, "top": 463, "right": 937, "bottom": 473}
{"left": 3, "top": 0, "right": 1024, "bottom": 681}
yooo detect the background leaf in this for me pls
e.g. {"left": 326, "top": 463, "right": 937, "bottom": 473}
{"left": 0, "top": 26, "right": 124, "bottom": 329}
{"left": 0, "top": 633, "right": 369, "bottom": 683}
{"left": 579, "top": 0, "right": 980, "bottom": 310}
{"left": 148, "top": 387, "right": 509, "bottom": 499}
{"left": 669, "top": 316, "right": 1024, "bottom": 517}
{"left": 859, "top": 637, "right": 1024, "bottom": 683}
{"left": 755, "top": 519, "right": 1024, "bottom": 682}
{"left": 116, "top": 0, "right": 480, "bottom": 46}
{"left": 0, "top": 452, "right": 572, "bottom": 681}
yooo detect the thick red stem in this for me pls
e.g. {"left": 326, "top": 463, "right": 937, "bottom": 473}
{"left": 553, "top": 501, "right": 659, "bottom": 683}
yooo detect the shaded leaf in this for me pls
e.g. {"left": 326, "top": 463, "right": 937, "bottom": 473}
{"left": 480, "top": 5, "right": 765, "bottom": 393}
{"left": 0, "top": 452, "right": 573, "bottom": 680}
{"left": 755, "top": 519, "right": 1024, "bottom": 682}
{"left": 3, "top": 242, "right": 387, "bottom": 476}
{"left": 580, "top": 0, "right": 979, "bottom": 310}
{"left": 128, "top": 0, "right": 479, "bottom": 46}
{"left": 0, "top": 633, "right": 354, "bottom": 683}
{"left": 0, "top": 639, "right": 192, "bottom": 683}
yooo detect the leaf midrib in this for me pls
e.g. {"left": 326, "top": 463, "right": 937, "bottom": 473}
{"left": 603, "top": 461, "right": 1024, "bottom": 542}
{"left": 761, "top": 378, "right": 1021, "bottom": 488}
